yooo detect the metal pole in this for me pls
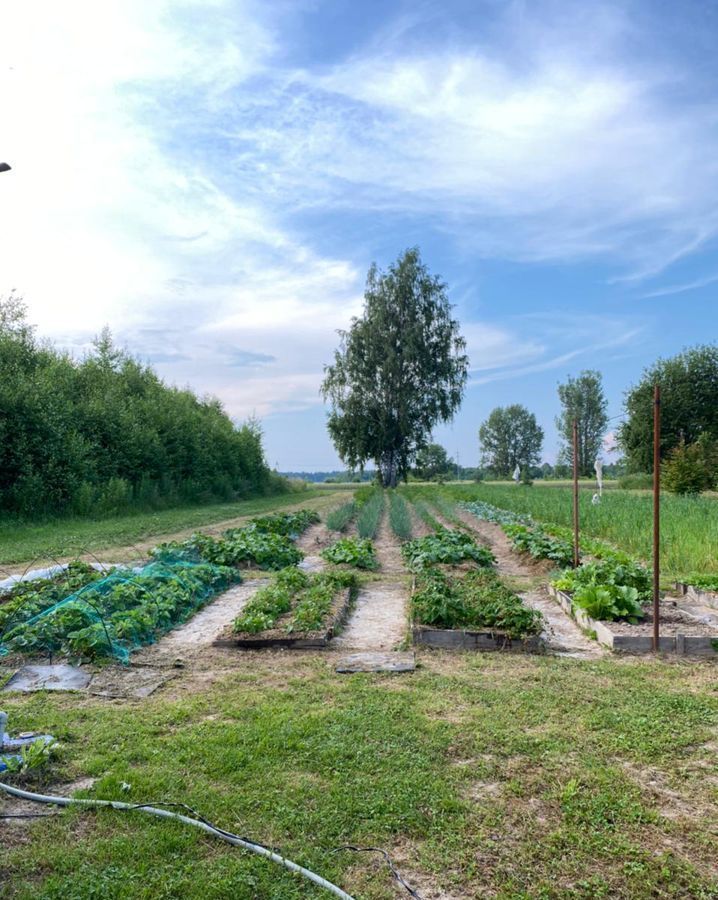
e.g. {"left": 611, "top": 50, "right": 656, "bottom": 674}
{"left": 573, "top": 418, "right": 580, "bottom": 568}
{"left": 653, "top": 385, "right": 661, "bottom": 653}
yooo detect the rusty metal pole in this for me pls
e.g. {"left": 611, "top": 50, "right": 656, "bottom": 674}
{"left": 573, "top": 418, "right": 580, "bottom": 568}
{"left": 653, "top": 385, "right": 661, "bottom": 653}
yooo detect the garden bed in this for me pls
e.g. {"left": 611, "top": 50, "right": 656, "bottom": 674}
{"left": 413, "top": 624, "right": 542, "bottom": 652}
{"left": 675, "top": 583, "right": 718, "bottom": 609}
{"left": 214, "top": 569, "right": 357, "bottom": 650}
{"left": 549, "top": 586, "right": 718, "bottom": 655}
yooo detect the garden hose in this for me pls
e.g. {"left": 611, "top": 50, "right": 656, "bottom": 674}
{"left": 0, "top": 780, "right": 356, "bottom": 900}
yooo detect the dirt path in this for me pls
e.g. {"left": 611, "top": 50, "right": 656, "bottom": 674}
{"left": 331, "top": 510, "right": 409, "bottom": 651}
{"left": 134, "top": 580, "right": 266, "bottom": 662}
{"left": 455, "top": 508, "right": 604, "bottom": 659}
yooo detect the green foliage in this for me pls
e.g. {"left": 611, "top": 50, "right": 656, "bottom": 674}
{"left": 321, "top": 537, "right": 378, "bottom": 570}
{"left": 325, "top": 501, "right": 356, "bottom": 532}
{"left": 412, "top": 568, "right": 543, "bottom": 638}
{"left": 1, "top": 737, "right": 56, "bottom": 774}
{"left": 2, "top": 561, "right": 239, "bottom": 659}
{"left": 479, "top": 404, "right": 544, "bottom": 477}
{"left": 461, "top": 499, "right": 530, "bottom": 526}
{"left": 556, "top": 370, "right": 608, "bottom": 476}
{"left": 321, "top": 248, "right": 468, "bottom": 487}
{"left": 233, "top": 568, "right": 356, "bottom": 635}
{"left": 0, "top": 562, "right": 107, "bottom": 633}
{"left": 388, "top": 491, "right": 412, "bottom": 540}
{"left": 619, "top": 345, "right": 718, "bottom": 472}
{"left": 503, "top": 523, "right": 574, "bottom": 567}
{"left": 152, "top": 511, "right": 315, "bottom": 570}
{"left": 617, "top": 473, "right": 654, "bottom": 490}
{"left": 571, "top": 584, "right": 643, "bottom": 622}
{"left": 401, "top": 528, "right": 495, "bottom": 572}
{"left": 355, "top": 489, "right": 385, "bottom": 538}
{"left": 683, "top": 573, "right": 718, "bottom": 591}
{"left": 662, "top": 435, "right": 717, "bottom": 495}
{"left": 413, "top": 443, "right": 453, "bottom": 480}
{"left": 0, "top": 299, "right": 280, "bottom": 519}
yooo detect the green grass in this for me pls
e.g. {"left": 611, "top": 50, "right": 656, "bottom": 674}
{"left": 0, "top": 491, "right": 340, "bottom": 567}
{"left": 3, "top": 653, "right": 718, "bottom": 898}
{"left": 444, "top": 483, "right": 718, "bottom": 578}
{"left": 387, "top": 491, "right": 412, "bottom": 540}
{"left": 355, "top": 490, "right": 385, "bottom": 539}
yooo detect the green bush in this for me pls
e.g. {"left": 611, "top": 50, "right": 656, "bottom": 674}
{"left": 662, "top": 436, "right": 717, "bottom": 495}
{"left": 617, "top": 473, "right": 653, "bottom": 490}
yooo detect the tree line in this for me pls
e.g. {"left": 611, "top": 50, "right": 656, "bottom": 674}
{"left": 322, "top": 248, "right": 718, "bottom": 494}
{"left": 0, "top": 296, "right": 282, "bottom": 519}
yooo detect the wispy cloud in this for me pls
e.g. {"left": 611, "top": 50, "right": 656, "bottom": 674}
{"left": 640, "top": 272, "right": 718, "bottom": 298}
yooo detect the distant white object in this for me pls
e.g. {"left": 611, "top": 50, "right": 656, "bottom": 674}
{"left": 513, "top": 465, "right": 521, "bottom": 483}
{"left": 594, "top": 458, "right": 604, "bottom": 496}
{"left": 592, "top": 492, "right": 601, "bottom": 505}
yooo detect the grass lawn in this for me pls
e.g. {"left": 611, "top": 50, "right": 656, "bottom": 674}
{"left": 3, "top": 653, "right": 718, "bottom": 899}
{"left": 0, "top": 489, "right": 343, "bottom": 567}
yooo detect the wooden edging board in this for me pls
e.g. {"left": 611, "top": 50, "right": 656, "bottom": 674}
{"left": 213, "top": 587, "right": 354, "bottom": 650}
{"left": 548, "top": 585, "right": 718, "bottom": 656}
{"left": 412, "top": 625, "right": 542, "bottom": 653}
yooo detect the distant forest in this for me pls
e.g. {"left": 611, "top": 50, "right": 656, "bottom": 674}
{"left": 0, "top": 296, "right": 283, "bottom": 519}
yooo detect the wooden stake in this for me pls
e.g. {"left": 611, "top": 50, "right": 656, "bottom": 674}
{"left": 573, "top": 418, "right": 580, "bottom": 568}
{"left": 653, "top": 385, "right": 661, "bottom": 653}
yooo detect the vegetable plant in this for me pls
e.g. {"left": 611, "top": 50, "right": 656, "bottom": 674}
{"left": 401, "top": 528, "right": 495, "bottom": 572}
{"left": 321, "top": 538, "right": 378, "bottom": 570}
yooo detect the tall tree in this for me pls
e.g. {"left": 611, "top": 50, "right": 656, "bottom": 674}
{"left": 478, "top": 405, "right": 543, "bottom": 476}
{"left": 414, "top": 443, "right": 453, "bottom": 480}
{"left": 556, "top": 370, "right": 608, "bottom": 476}
{"left": 321, "top": 249, "right": 468, "bottom": 488}
{"left": 619, "top": 345, "right": 718, "bottom": 472}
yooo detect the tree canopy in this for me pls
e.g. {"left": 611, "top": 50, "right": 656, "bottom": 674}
{"left": 321, "top": 249, "right": 468, "bottom": 488}
{"left": 478, "top": 405, "right": 543, "bottom": 476}
{"left": 413, "top": 443, "right": 454, "bottom": 481}
{"left": 0, "top": 296, "right": 279, "bottom": 518}
{"left": 556, "top": 370, "right": 608, "bottom": 476}
{"left": 619, "top": 345, "right": 718, "bottom": 472}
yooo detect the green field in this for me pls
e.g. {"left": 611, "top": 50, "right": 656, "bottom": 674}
{"left": 0, "top": 489, "right": 341, "bottom": 567}
{"left": 439, "top": 483, "right": 718, "bottom": 577}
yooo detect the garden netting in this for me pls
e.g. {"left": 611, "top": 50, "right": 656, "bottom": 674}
{"left": 0, "top": 555, "right": 240, "bottom": 663}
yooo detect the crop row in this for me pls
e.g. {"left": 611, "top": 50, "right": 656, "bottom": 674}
{"left": 233, "top": 568, "right": 356, "bottom": 635}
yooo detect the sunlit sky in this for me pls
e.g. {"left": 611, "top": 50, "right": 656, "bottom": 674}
{"left": 2, "top": 1, "right": 717, "bottom": 470}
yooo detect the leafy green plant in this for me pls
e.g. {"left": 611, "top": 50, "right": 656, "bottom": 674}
{"left": 412, "top": 568, "right": 542, "bottom": 638}
{"left": 553, "top": 560, "right": 651, "bottom": 600}
{"left": 233, "top": 568, "right": 356, "bottom": 635}
{"left": 402, "top": 528, "right": 495, "bottom": 572}
{"left": 321, "top": 537, "right": 378, "bottom": 570}
{"left": 683, "top": 574, "right": 718, "bottom": 592}
{"left": 572, "top": 584, "right": 643, "bottom": 623}
{"left": 503, "top": 524, "right": 574, "bottom": 567}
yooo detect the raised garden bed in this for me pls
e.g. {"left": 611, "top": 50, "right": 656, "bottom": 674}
{"left": 549, "top": 586, "right": 718, "bottom": 655}
{"left": 675, "top": 582, "right": 718, "bottom": 609}
{"left": 215, "top": 569, "right": 356, "bottom": 650}
{"left": 411, "top": 569, "right": 544, "bottom": 653}
{"left": 413, "top": 625, "right": 542, "bottom": 652}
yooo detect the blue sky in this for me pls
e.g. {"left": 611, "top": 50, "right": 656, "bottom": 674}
{"left": 2, "top": 0, "right": 717, "bottom": 469}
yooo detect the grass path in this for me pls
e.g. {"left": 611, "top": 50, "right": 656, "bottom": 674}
{"left": 3, "top": 651, "right": 718, "bottom": 898}
{"left": 0, "top": 489, "right": 344, "bottom": 570}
